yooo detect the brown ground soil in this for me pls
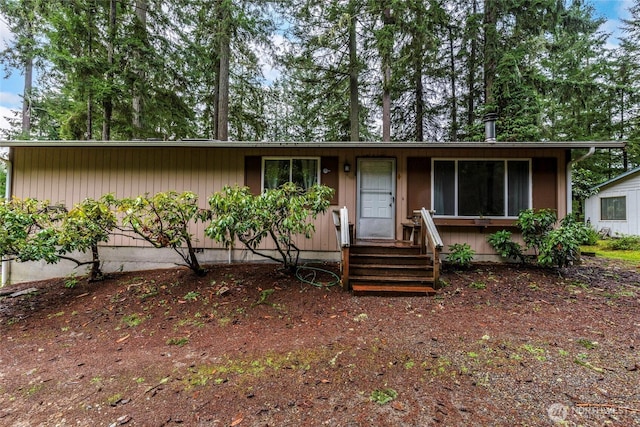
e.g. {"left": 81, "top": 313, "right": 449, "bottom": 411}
{"left": 1, "top": 257, "right": 639, "bottom": 427}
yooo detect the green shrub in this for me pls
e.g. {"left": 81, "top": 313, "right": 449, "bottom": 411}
{"left": 0, "top": 198, "right": 64, "bottom": 263}
{"left": 117, "top": 191, "right": 206, "bottom": 276}
{"left": 517, "top": 208, "right": 557, "bottom": 254}
{"left": 581, "top": 226, "right": 600, "bottom": 246}
{"left": 486, "top": 230, "right": 525, "bottom": 263}
{"left": 604, "top": 235, "right": 640, "bottom": 251}
{"left": 538, "top": 226, "right": 581, "bottom": 268}
{"left": 488, "top": 209, "right": 587, "bottom": 268}
{"left": 447, "top": 243, "right": 475, "bottom": 268}
{"left": 206, "top": 183, "right": 334, "bottom": 272}
{"left": 561, "top": 214, "right": 598, "bottom": 245}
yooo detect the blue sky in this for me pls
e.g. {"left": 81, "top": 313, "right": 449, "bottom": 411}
{"left": 0, "top": 0, "right": 633, "bottom": 132}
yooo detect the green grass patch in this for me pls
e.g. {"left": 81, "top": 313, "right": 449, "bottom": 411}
{"left": 576, "top": 338, "right": 597, "bottom": 350}
{"left": 183, "top": 349, "right": 328, "bottom": 389}
{"left": 469, "top": 281, "right": 487, "bottom": 290}
{"left": 581, "top": 240, "right": 640, "bottom": 263}
{"left": 122, "top": 313, "right": 145, "bottom": 328}
{"left": 166, "top": 337, "right": 189, "bottom": 346}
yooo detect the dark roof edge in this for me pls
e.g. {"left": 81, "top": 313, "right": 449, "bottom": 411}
{"left": 0, "top": 140, "right": 627, "bottom": 149}
{"left": 591, "top": 165, "right": 640, "bottom": 191}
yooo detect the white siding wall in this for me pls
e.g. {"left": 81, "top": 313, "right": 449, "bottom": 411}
{"left": 585, "top": 173, "right": 640, "bottom": 236}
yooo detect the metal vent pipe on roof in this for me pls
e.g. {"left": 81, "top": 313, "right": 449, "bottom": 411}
{"left": 483, "top": 113, "right": 497, "bottom": 142}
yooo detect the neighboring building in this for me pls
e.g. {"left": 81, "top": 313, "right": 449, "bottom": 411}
{"left": 584, "top": 166, "right": 640, "bottom": 237}
{"left": 0, "top": 139, "right": 625, "bottom": 284}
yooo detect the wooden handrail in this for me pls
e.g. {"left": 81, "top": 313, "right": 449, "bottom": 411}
{"left": 332, "top": 207, "right": 350, "bottom": 248}
{"left": 419, "top": 208, "right": 443, "bottom": 250}
{"left": 415, "top": 208, "right": 443, "bottom": 284}
{"left": 332, "top": 207, "right": 350, "bottom": 289}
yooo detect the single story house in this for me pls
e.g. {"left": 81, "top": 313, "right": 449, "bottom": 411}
{"left": 0, "top": 139, "right": 625, "bottom": 287}
{"left": 584, "top": 166, "right": 640, "bottom": 237}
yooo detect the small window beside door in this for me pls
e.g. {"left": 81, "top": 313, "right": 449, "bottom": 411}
{"left": 262, "top": 157, "right": 320, "bottom": 191}
{"left": 601, "top": 196, "right": 626, "bottom": 220}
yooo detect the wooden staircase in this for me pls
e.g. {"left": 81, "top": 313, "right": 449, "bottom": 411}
{"left": 347, "top": 242, "right": 437, "bottom": 295}
{"left": 333, "top": 207, "right": 442, "bottom": 296}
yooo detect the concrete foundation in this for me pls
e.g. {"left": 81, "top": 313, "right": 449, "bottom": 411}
{"left": 3, "top": 247, "right": 340, "bottom": 285}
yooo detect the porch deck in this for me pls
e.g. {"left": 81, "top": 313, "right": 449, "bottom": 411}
{"left": 347, "top": 240, "right": 438, "bottom": 295}
{"left": 334, "top": 208, "right": 443, "bottom": 296}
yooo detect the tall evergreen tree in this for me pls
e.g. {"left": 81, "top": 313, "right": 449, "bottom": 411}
{"left": 0, "top": 0, "right": 46, "bottom": 139}
{"left": 617, "top": 1, "right": 640, "bottom": 167}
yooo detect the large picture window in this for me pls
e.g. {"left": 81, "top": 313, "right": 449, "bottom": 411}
{"left": 262, "top": 157, "right": 319, "bottom": 190}
{"left": 600, "top": 196, "right": 626, "bottom": 220}
{"left": 433, "top": 159, "right": 530, "bottom": 217}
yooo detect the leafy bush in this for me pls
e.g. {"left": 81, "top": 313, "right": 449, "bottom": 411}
{"left": 206, "top": 183, "right": 334, "bottom": 272}
{"left": 488, "top": 209, "right": 587, "bottom": 268}
{"left": 0, "top": 186, "right": 334, "bottom": 280}
{"left": 561, "top": 213, "right": 598, "bottom": 245}
{"left": 0, "top": 198, "right": 64, "bottom": 263}
{"left": 604, "top": 235, "right": 640, "bottom": 251}
{"left": 117, "top": 191, "right": 207, "bottom": 276}
{"left": 517, "top": 208, "right": 556, "bottom": 254}
{"left": 486, "top": 230, "right": 525, "bottom": 263}
{"left": 538, "top": 224, "right": 581, "bottom": 268}
{"left": 0, "top": 197, "right": 117, "bottom": 281}
{"left": 447, "top": 243, "right": 475, "bottom": 269}
{"left": 580, "top": 226, "right": 600, "bottom": 246}
{"left": 57, "top": 196, "right": 116, "bottom": 281}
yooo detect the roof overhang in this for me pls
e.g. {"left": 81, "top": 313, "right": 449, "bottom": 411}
{"left": 591, "top": 165, "right": 640, "bottom": 191}
{"left": 0, "top": 140, "right": 627, "bottom": 149}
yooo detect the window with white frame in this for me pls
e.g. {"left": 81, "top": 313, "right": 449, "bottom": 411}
{"left": 600, "top": 196, "right": 626, "bottom": 220}
{"left": 433, "top": 159, "right": 531, "bottom": 217}
{"left": 262, "top": 157, "right": 320, "bottom": 190}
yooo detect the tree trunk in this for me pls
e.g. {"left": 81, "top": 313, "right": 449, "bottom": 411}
{"left": 217, "top": 0, "right": 231, "bottom": 141}
{"left": 414, "top": 58, "right": 424, "bottom": 142}
{"left": 467, "top": 0, "right": 478, "bottom": 130}
{"left": 348, "top": 1, "right": 359, "bottom": 142}
{"left": 86, "top": 1, "right": 95, "bottom": 140}
{"left": 89, "top": 244, "right": 103, "bottom": 281}
{"left": 132, "top": 0, "right": 148, "bottom": 135}
{"left": 448, "top": 25, "right": 458, "bottom": 141}
{"left": 22, "top": 56, "right": 33, "bottom": 137}
{"left": 483, "top": 0, "right": 497, "bottom": 110}
{"left": 381, "top": 7, "right": 392, "bottom": 142}
{"left": 212, "top": 60, "right": 220, "bottom": 139}
{"left": 217, "top": 39, "right": 230, "bottom": 141}
{"left": 102, "top": 0, "right": 117, "bottom": 141}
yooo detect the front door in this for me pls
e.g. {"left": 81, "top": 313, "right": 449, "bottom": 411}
{"left": 357, "top": 158, "right": 396, "bottom": 239}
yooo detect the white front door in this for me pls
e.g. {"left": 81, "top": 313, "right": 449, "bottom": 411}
{"left": 357, "top": 158, "right": 396, "bottom": 239}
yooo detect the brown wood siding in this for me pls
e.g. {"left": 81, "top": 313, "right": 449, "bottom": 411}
{"left": 9, "top": 145, "right": 571, "bottom": 256}
{"left": 244, "top": 156, "right": 262, "bottom": 195}
{"left": 407, "top": 157, "right": 431, "bottom": 216}
{"left": 321, "top": 156, "right": 339, "bottom": 205}
{"left": 532, "top": 157, "right": 558, "bottom": 211}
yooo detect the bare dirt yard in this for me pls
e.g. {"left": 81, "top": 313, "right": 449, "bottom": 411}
{"left": 1, "top": 257, "right": 639, "bottom": 427}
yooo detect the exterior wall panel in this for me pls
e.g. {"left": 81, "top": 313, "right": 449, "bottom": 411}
{"left": 585, "top": 172, "right": 640, "bottom": 236}
{"left": 7, "top": 145, "right": 573, "bottom": 282}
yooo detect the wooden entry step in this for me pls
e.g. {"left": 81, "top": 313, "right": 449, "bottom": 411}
{"left": 351, "top": 283, "right": 436, "bottom": 296}
{"left": 347, "top": 242, "right": 438, "bottom": 295}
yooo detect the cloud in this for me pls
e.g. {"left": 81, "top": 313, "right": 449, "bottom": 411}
{"left": 0, "top": 91, "right": 21, "bottom": 108}
{"left": 0, "top": 105, "right": 18, "bottom": 131}
{"left": 0, "top": 13, "right": 15, "bottom": 46}
{"left": 257, "top": 33, "right": 288, "bottom": 84}
{"left": 597, "top": 0, "right": 632, "bottom": 48}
